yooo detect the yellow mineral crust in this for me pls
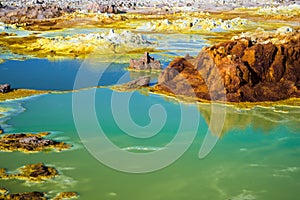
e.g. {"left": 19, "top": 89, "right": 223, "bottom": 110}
{"left": 0, "top": 30, "right": 155, "bottom": 59}
{"left": 0, "top": 89, "right": 49, "bottom": 102}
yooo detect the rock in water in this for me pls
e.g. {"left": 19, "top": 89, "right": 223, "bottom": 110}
{"left": 53, "top": 192, "right": 79, "bottom": 200}
{"left": 129, "top": 52, "right": 162, "bottom": 71}
{"left": 127, "top": 76, "right": 151, "bottom": 88}
{"left": 154, "top": 30, "right": 300, "bottom": 102}
{"left": 0, "top": 84, "right": 10, "bottom": 93}
{"left": 112, "top": 76, "right": 150, "bottom": 91}
{"left": 0, "top": 132, "right": 71, "bottom": 153}
{"left": 0, "top": 188, "right": 45, "bottom": 200}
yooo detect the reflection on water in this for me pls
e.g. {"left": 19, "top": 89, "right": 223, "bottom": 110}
{"left": 199, "top": 104, "right": 300, "bottom": 136}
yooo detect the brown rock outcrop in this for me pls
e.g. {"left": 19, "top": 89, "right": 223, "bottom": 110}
{"left": 154, "top": 30, "right": 300, "bottom": 102}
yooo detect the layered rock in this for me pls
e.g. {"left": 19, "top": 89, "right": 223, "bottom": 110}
{"left": 129, "top": 52, "right": 162, "bottom": 71}
{"left": 154, "top": 29, "right": 300, "bottom": 102}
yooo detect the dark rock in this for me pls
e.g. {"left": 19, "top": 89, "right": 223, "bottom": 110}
{"left": 154, "top": 30, "right": 300, "bottom": 102}
{"left": 107, "top": 5, "right": 119, "bottom": 14}
{"left": 36, "top": 0, "right": 45, "bottom": 4}
{"left": 129, "top": 52, "right": 162, "bottom": 71}
{"left": 0, "top": 83, "right": 10, "bottom": 93}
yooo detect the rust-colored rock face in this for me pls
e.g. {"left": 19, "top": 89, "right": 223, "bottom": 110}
{"left": 155, "top": 30, "right": 300, "bottom": 102}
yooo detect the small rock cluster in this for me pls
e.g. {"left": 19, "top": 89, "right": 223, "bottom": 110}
{"left": 86, "top": 2, "right": 120, "bottom": 14}
{"left": 129, "top": 52, "right": 161, "bottom": 71}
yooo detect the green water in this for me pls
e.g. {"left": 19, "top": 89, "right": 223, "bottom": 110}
{"left": 0, "top": 88, "right": 300, "bottom": 200}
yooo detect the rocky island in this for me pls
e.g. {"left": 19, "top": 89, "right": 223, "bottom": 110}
{"left": 152, "top": 28, "right": 300, "bottom": 102}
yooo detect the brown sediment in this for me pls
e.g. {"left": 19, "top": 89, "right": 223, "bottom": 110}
{"left": 0, "top": 132, "right": 71, "bottom": 153}
{"left": 0, "top": 89, "right": 49, "bottom": 102}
